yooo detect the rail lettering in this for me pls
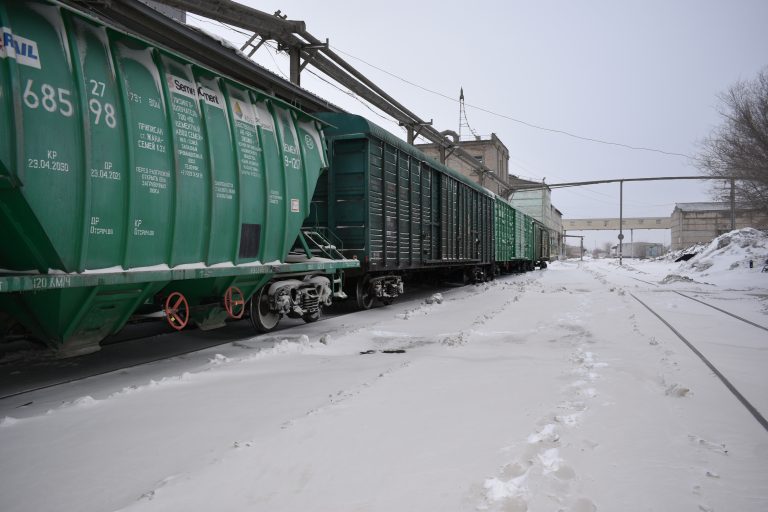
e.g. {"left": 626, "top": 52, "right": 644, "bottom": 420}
{"left": 198, "top": 85, "right": 223, "bottom": 109}
{"left": 0, "top": 28, "right": 41, "bottom": 69}
{"left": 214, "top": 181, "right": 235, "bottom": 200}
{"left": 32, "top": 276, "right": 72, "bottom": 290}
{"left": 86, "top": 79, "right": 117, "bottom": 128}
{"left": 269, "top": 189, "right": 283, "bottom": 205}
{"left": 89, "top": 79, "right": 106, "bottom": 97}
{"left": 133, "top": 219, "right": 155, "bottom": 237}
{"left": 90, "top": 161, "right": 121, "bottom": 180}
{"left": 89, "top": 217, "right": 114, "bottom": 236}
{"left": 284, "top": 155, "right": 301, "bottom": 170}
{"left": 137, "top": 122, "right": 166, "bottom": 153}
{"left": 28, "top": 149, "right": 69, "bottom": 173}
{"left": 22, "top": 80, "right": 73, "bottom": 117}
{"left": 136, "top": 166, "right": 169, "bottom": 194}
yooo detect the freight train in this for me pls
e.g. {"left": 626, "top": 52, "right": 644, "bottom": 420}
{"left": 0, "top": 0, "right": 550, "bottom": 356}
{"left": 309, "top": 113, "right": 550, "bottom": 309}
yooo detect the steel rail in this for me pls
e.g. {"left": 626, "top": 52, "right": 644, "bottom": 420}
{"left": 630, "top": 293, "right": 768, "bottom": 432}
{"left": 674, "top": 291, "right": 768, "bottom": 332}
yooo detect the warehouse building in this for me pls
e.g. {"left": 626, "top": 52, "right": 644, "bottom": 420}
{"left": 670, "top": 202, "right": 768, "bottom": 250}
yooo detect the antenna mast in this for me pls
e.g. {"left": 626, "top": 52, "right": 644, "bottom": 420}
{"left": 458, "top": 87, "right": 479, "bottom": 141}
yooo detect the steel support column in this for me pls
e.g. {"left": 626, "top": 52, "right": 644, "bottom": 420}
{"left": 619, "top": 180, "right": 624, "bottom": 266}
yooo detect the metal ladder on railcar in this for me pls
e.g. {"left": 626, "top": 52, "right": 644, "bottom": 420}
{"left": 294, "top": 228, "right": 348, "bottom": 298}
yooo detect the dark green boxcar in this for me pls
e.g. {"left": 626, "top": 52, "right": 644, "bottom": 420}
{"left": 533, "top": 219, "right": 550, "bottom": 268}
{"left": 494, "top": 195, "right": 531, "bottom": 273}
{"left": 309, "top": 113, "right": 495, "bottom": 308}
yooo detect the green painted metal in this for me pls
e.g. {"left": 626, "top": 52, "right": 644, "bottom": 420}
{"left": 0, "top": 260, "right": 358, "bottom": 294}
{"left": 0, "top": 0, "right": 328, "bottom": 273}
{"left": 0, "top": 0, "right": 351, "bottom": 354}
{"left": 523, "top": 214, "right": 535, "bottom": 262}
{"left": 494, "top": 196, "right": 516, "bottom": 262}
{"left": 313, "top": 113, "right": 494, "bottom": 275}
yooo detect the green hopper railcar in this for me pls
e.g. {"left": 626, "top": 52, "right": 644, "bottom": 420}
{"left": 0, "top": 0, "right": 356, "bottom": 356}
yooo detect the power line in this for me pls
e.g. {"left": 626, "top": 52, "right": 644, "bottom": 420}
{"left": 187, "top": 13, "right": 251, "bottom": 38}
{"left": 304, "top": 68, "right": 402, "bottom": 129}
{"left": 185, "top": 14, "right": 690, "bottom": 160}
{"left": 331, "top": 45, "right": 693, "bottom": 159}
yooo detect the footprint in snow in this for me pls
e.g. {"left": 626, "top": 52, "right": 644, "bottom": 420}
{"left": 665, "top": 383, "right": 691, "bottom": 397}
{"left": 688, "top": 434, "right": 728, "bottom": 455}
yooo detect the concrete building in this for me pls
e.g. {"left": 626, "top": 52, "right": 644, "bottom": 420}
{"left": 508, "top": 178, "right": 564, "bottom": 259}
{"left": 610, "top": 242, "right": 665, "bottom": 259}
{"left": 415, "top": 134, "right": 510, "bottom": 196}
{"left": 670, "top": 202, "right": 768, "bottom": 250}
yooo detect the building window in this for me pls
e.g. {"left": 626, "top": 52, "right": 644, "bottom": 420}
{"left": 473, "top": 155, "right": 484, "bottom": 165}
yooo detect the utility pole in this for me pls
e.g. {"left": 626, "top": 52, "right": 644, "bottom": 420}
{"left": 618, "top": 180, "right": 624, "bottom": 266}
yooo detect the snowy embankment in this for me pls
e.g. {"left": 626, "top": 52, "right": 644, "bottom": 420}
{"left": 1, "top": 229, "right": 767, "bottom": 512}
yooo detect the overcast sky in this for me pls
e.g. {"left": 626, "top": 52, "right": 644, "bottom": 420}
{"left": 187, "top": 1, "right": 767, "bottom": 249}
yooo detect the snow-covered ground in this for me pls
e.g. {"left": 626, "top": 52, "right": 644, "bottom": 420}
{"left": 1, "top": 229, "right": 767, "bottom": 512}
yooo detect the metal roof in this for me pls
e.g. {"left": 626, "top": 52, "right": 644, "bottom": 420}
{"left": 673, "top": 202, "right": 748, "bottom": 212}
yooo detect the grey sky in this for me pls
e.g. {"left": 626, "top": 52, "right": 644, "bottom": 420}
{"left": 188, "top": 1, "right": 768, "bottom": 249}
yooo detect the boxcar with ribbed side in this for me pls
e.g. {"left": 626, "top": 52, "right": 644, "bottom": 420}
{"left": 308, "top": 113, "right": 495, "bottom": 309}
{"left": 494, "top": 194, "right": 535, "bottom": 273}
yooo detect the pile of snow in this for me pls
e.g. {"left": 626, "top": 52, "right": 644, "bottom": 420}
{"left": 661, "top": 243, "right": 707, "bottom": 263}
{"left": 682, "top": 228, "right": 768, "bottom": 274}
{"left": 424, "top": 293, "right": 443, "bottom": 304}
{"left": 651, "top": 228, "right": 768, "bottom": 288}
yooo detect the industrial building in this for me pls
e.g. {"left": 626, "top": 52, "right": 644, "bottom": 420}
{"left": 416, "top": 137, "right": 564, "bottom": 260}
{"left": 610, "top": 242, "right": 666, "bottom": 259}
{"left": 670, "top": 203, "right": 768, "bottom": 250}
{"left": 415, "top": 133, "right": 510, "bottom": 196}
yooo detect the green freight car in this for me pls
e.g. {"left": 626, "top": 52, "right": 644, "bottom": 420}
{"left": 532, "top": 219, "right": 550, "bottom": 269}
{"left": 493, "top": 194, "right": 537, "bottom": 273}
{"left": 0, "top": 0, "right": 356, "bottom": 356}
{"left": 308, "top": 113, "right": 495, "bottom": 309}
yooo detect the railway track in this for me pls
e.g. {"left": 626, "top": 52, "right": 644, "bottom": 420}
{"left": 631, "top": 291, "right": 768, "bottom": 432}
{"left": 0, "top": 281, "right": 452, "bottom": 402}
{"left": 0, "top": 314, "right": 321, "bottom": 402}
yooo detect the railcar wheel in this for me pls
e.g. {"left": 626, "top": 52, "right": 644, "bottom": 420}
{"left": 302, "top": 308, "right": 321, "bottom": 323}
{"left": 249, "top": 286, "right": 280, "bottom": 332}
{"left": 356, "top": 275, "right": 374, "bottom": 310}
{"left": 164, "top": 292, "right": 189, "bottom": 331}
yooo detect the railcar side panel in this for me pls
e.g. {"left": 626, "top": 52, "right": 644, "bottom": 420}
{"left": 313, "top": 113, "right": 495, "bottom": 278}
{"left": 0, "top": 1, "right": 328, "bottom": 274}
{"left": 0, "top": 0, "right": 341, "bottom": 355}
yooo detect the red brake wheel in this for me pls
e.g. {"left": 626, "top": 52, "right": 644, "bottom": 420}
{"left": 164, "top": 291, "right": 189, "bottom": 330}
{"left": 224, "top": 286, "right": 245, "bottom": 319}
